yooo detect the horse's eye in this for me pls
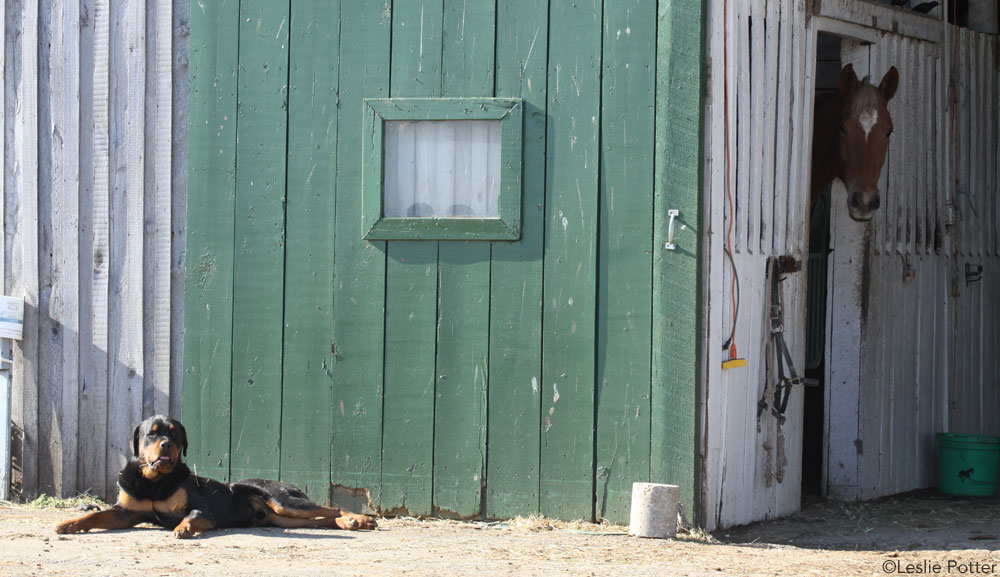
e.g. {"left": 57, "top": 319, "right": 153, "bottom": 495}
{"left": 840, "top": 124, "right": 848, "bottom": 134}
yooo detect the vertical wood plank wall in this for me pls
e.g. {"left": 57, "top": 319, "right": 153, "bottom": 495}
{"left": 4, "top": 0, "right": 996, "bottom": 532}
{"left": 703, "top": 0, "right": 999, "bottom": 529}
{"left": 1, "top": 0, "right": 188, "bottom": 501}
{"left": 704, "top": 0, "right": 814, "bottom": 529}
{"left": 825, "top": 28, "right": 1000, "bottom": 503}
{"left": 3, "top": 0, "right": 190, "bottom": 497}
{"left": 179, "top": 0, "right": 701, "bottom": 526}
{"left": 5, "top": 0, "right": 187, "bottom": 500}
{"left": 948, "top": 28, "right": 1000, "bottom": 441}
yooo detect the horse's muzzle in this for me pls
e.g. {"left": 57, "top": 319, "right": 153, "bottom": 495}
{"left": 848, "top": 190, "right": 880, "bottom": 222}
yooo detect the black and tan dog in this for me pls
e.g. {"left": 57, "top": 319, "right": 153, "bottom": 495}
{"left": 56, "top": 416, "right": 376, "bottom": 538}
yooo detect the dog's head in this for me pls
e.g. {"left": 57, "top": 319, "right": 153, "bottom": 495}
{"left": 131, "top": 415, "right": 188, "bottom": 480}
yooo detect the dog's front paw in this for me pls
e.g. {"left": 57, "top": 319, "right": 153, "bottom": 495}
{"left": 55, "top": 520, "right": 86, "bottom": 534}
{"left": 173, "top": 521, "right": 195, "bottom": 539}
{"left": 337, "top": 513, "right": 377, "bottom": 531}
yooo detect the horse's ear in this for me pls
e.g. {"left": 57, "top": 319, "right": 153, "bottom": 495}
{"left": 839, "top": 63, "right": 859, "bottom": 95}
{"left": 879, "top": 66, "right": 899, "bottom": 102}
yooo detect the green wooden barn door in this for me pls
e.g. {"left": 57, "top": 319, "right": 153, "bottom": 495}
{"left": 184, "top": 0, "right": 704, "bottom": 524}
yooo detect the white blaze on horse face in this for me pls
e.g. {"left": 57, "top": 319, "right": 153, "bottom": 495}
{"left": 859, "top": 108, "right": 878, "bottom": 141}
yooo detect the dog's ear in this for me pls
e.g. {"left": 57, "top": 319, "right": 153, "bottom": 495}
{"left": 176, "top": 420, "right": 188, "bottom": 457}
{"left": 131, "top": 424, "right": 141, "bottom": 458}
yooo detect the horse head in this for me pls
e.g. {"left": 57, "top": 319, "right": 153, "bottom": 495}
{"left": 837, "top": 63, "right": 898, "bottom": 222}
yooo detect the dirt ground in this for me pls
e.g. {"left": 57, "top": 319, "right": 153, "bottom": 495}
{"left": 2, "top": 491, "right": 998, "bottom": 577}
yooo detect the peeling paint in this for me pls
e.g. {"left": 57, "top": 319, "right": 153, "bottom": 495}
{"left": 330, "top": 484, "right": 376, "bottom": 515}
{"left": 552, "top": 383, "right": 560, "bottom": 404}
{"left": 531, "top": 377, "right": 538, "bottom": 394}
{"left": 192, "top": 252, "right": 218, "bottom": 292}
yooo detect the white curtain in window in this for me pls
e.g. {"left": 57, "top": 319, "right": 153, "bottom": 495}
{"left": 383, "top": 119, "right": 501, "bottom": 218}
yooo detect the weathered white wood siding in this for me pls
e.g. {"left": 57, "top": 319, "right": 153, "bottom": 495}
{"left": 3, "top": 0, "right": 189, "bottom": 501}
{"left": 705, "top": 0, "right": 999, "bottom": 529}
{"left": 825, "top": 24, "right": 999, "bottom": 502}
{"left": 825, "top": 32, "right": 947, "bottom": 501}
{"left": 704, "top": 0, "right": 815, "bottom": 529}
{"left": 947, "top": 28, "right": 1000, "bottom": 440}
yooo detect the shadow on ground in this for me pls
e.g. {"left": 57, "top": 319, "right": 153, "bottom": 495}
{"left": 721, "top": 489, "right": 1000, "bottom": 552}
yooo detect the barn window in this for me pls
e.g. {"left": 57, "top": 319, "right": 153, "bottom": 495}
{"left": 362, "top": 98, "right": 523, "bottom": 240}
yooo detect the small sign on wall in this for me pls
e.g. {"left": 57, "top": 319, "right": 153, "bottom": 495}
{"left": 0, "top": 297, "right": 24, "bottom": 341}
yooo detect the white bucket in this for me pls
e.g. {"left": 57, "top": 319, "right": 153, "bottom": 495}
{"left": 0, "top": 296, "right": 24, "bottom": 340}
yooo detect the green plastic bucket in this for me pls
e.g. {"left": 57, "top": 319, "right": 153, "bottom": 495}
{"left": 937, "top": 433, "right": 1000, "bottom": 497}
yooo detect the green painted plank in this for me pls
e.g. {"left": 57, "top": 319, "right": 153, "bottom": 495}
{"left": 279, "top": 0, "right": 339, "bottom": 502}
{"left": 364, "top": 218, "right": 519, "bottom": 241}
{"left": 182, "top": 0, "right": 240, "bottom": 482}
{"left": 228, "top": 0, "right": 289, "bottom": 482}
{"left": 540, "top": 0, "right": 602, "bottom": 521}
{"left": 650, "top": 0, "right": 705, "bottom": 524}
{"left": 366, "top": 98, "right": 519, "bottom": 120}
{"left": 441, "top": 0, "right": 495, "bottom": 96}
{"left": 433, "top": 0, "right": 496, "bottom": 519}
{"left": 381, "top": 245, "right": 438, "bottom": 516}
{"left": 487, "top": 0, "right": 549, "bottom": 519}
{"left": 595, "top": 0, "right": 657, "bottom": 525}
{"left": 379, "top": 0, "right": 444, "bottom": 517}
{"left": 330, "top": 2, "right": 390, "bottom": 514}
{"left": 433, "top": 249, "right": 490, "bottom": 517}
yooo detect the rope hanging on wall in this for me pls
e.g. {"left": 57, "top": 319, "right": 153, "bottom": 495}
{"left": 721, "top": 0, "right": 745, "bottom": 371}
